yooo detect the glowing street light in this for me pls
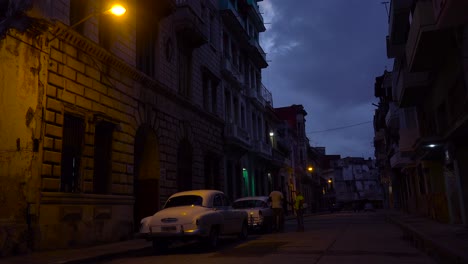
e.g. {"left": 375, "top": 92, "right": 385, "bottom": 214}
{"left": 48, "top": 2, "right": 127, "bottom": 43}
{"left": 107, "top": 4, "right": 127, "bottom": 16}
{"left": 307, "top": 166, "right": 313, "bottom": 172}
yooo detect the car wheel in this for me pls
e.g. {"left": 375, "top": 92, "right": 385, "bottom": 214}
{"left": 152, "top": 239, "right": 168, "bottom": 254}
{"left": 238, "top": 222, "right": 248, "bottom": 240}
{"left": 206, "top": 227, "right": 219, "bottom": 249}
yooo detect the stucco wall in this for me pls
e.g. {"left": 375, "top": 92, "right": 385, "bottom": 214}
{"left": 0, "top": 32, "right": 44, "bottom": 255}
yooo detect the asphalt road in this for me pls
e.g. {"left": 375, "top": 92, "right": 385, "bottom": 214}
{"left": 93, "top": 211, "right": 437, "bottom": 264}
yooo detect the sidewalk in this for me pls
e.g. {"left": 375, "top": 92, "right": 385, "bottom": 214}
{"left": 1, "top": 210, "right": 467, "bottom": 264}
{"left": 384, "top": 210, "right": 468, "bottom": 264}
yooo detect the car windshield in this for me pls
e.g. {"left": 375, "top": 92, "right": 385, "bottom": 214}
{"left": 233, "top": 199, "right": 264, "bottom": 209}
{"left": 164, "top": 195, "right": 203, "bottom": 208}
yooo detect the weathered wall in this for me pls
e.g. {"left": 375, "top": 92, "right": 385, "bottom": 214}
{"left": 0, "top": 32, "right": 45, "bottom": 255}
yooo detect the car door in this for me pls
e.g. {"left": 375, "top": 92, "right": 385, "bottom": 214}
{"left": 222, "top": 194, "right": 241, "bottom": 234}
{"left": 214, "top": 194, "right": 237, "bottom": 234}
{"left": 213, "top": 194, "right": 230, "bottom": 234}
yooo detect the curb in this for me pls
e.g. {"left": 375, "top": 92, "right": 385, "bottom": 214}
{"left": 61, "top": 245, "right": 152, "bottom": 264}
{"left": 386, "top": 214, "right": 468, "bottom": 264}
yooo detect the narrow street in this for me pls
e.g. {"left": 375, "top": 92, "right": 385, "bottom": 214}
{"left": 93, "top": 212, "right": 436, "bottom": 264}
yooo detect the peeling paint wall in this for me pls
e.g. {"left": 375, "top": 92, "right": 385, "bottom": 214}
{"left": 0, "top": 32, "right": 44, "bottom": 256}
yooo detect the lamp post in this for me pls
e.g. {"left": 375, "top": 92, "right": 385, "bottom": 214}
{"left": 47, "top": 3, "right": 127, "bottom": 44}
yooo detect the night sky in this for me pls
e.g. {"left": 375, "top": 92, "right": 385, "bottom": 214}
{"left": 259, "top": 0, "right": 393, "bottom": 158}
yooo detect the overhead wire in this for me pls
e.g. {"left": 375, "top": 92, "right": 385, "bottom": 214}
{"left": 307, "top": 121, "right": 373, "bottom": 134}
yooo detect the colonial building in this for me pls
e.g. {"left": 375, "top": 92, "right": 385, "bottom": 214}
{"left": 375, "top": 0, "right": 468, "bottom": 225}
{"left": 274, "top": 105, "right": 312, "bottom": 209}
{"left": 220, "top": 0, "right": 273, "bottom": 199}
{"left": 0, "top": 0, "right": 286, "bottom": 255}
{"left": 332, "top": 157, "right": 384, "bottom": 209}
{"left": 0, "top": 0, "right": 231, "bottom": 255}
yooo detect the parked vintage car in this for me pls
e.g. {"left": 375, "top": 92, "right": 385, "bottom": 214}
{"left": 139, "top": 189, "right": 249, "bottom": 252}
{"left": 233, "top": 196, "right": 273, "bottom": 232}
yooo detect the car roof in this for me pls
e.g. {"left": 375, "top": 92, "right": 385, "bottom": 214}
{"left": 234, "top": 196, "right": 269, "bottom": 202}
{"left": 169, "top": 189, "right": 224, "bottom": 198}
{"left": 167, "top": 190, "right": 225, "bottom": 208}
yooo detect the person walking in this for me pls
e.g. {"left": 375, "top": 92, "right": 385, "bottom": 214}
{"left": 269, "top": 187, "right": 284, "bottom": 232}
{"left": 294, "top": 190, "right": 305, "bottom": 232}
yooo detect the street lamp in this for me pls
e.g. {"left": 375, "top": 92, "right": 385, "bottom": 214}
{"left": 47, "top": 2, "right": 127, "bottom": 43}
{"left": 307, "top": 166, "right": 313, "bottom": 172}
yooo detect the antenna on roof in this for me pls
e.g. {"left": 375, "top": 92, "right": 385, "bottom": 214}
{"left": 381, "top": 2, "right": 389, "bottom": 17}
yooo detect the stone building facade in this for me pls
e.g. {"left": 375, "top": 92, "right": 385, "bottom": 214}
{"left": 0, "top": 0, "right": 226, "bottom": 255}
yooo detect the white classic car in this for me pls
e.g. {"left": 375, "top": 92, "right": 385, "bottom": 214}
{"left": 139, "top": 189, "right": 249, "bottom": 252}
{"left": 233, "top": 196, "right": 273, "bottom": 232}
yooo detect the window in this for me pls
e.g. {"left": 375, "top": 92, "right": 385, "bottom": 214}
{"left": 203, "top": 77, "right": 209, "bottom": 110}
{"left": 209, "top": 12, "right": 216, "bottom": 46}
{"left": 233, "top": 97, "right": 239, "bottom": 124}
{"left": 93, "top": 121, "right": 114, "bottom": 194}
{"left": 61, "top": 114, "right": 85, "bottom": 192}
{"left": 211, "top": 83, "right": 217, "bottom": 114}
{"left": 241, "top": 104, "right": 246, "bottom": 128}
{"left": 136, "top": 9, "right": 158, "bottom": 76}
{"left": 203, "top": 74, "right": 218, "bottom": 114}
{"left": 70, "top": 0, "right": 89, "bottom": 34}
{"left": 178, "top": 47, "right": 191, "bottom": 97}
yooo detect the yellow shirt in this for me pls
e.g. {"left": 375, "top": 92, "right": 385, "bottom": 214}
{"left": 294, "top": 194, "right": 304, "bottom": 210}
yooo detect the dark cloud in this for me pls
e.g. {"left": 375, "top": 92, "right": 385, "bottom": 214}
{"left": 260, "top": 0, "right": 393, "bottom": 158}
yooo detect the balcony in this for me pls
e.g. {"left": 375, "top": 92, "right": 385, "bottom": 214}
{"left": 261, "top": 84, "right": 273, "bottom": 106}
{"left": 225, "top": 122, "right": 251, "bottom": 148}
{"left": 385, "top": 103, "right": 399, "bottom": 129}
{"left": 221, "top": 57, "right": 244, "bottom": 86}
{"left": 174, "top": 0, "right": 208, "bottom": 48}
{"left": 248, "top": 38, "right": 268, "bottom": 68}
{"left": 433, "top": 0, "right": 468, "bottom": 29}
{"left": 253, "top": 140, "right": 272, "bottom": 157}
{"left": 247, "top": 84, "right": 271, "bottom": 107}
{"left": 387, "top": 0, "right": 411, "bottom": 58}
{"left": 399, "top": 126, "right": 420, "bottom": 153}
{"left": 145, "top": 0, "right": 176, "bottom": 18}
{"left": 219, "top": 0, "right": 249, "bottom": 41}
{"left": 244, "top": 0, "right": 266, "bottom": 32}
{"left": 374, "top": 129, "right": 385, "bottom": 143}
{"left": 393, "top": 70, "right": 430, "bottom": 107}
{"left": 406, "top": 0, "right": 450, "bottom": 72}
{"left": 390, "top": 150, "right": 414, "bottom": 168}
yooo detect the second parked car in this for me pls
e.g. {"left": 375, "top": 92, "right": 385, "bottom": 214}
{"left": 233, "top": 196, "right": 273, "bottom": 232}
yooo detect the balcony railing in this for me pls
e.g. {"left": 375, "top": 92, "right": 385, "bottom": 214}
{"left": 249, "top": 38, "right": 267, "bottom": 61}
{"left": 219, "top": 0, "right": 246, "bottom": 32}
{"left": 394, "top": 69, "right": 430, "bottom": 107}
{"left": 221, "top": 57, "right": 244, "bottom": 85}
{"left": 399, "top": 127, "right": 420, "bottom": 152}
{"left": 246, "top": 84, "right": 272, "bottom": 107}
{"left": 225, "top": 122, "right": 250, "bottom": 146}
{"left": 433, "top": 0, "right": 468, "bottom": 29}
{"left": 390, "top": 150, "right": 414, "bottom": 168}
{"left": 245, "top": 0, "right": 265, "bottom": 31}
{"left": 253, "top": 140, "right": 272, "bottom": 156}
{"left": 406, "top": 0, "right": 437, "bottom": 71}
{"left": 385, "top": 103, "right": 399, "bottom": 129}
{"left": 173, "top": 0, "right": 208, "bottom": 47}
{"left": 261, "top": 84, "right": 273, "bottom": 106}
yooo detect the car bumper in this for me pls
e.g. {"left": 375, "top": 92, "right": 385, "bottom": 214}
{"left": 247, "top": 216, "right": 264, "bottom": 228}
{"left": 139, "top": 225, "right": 208, "bottom": 239}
